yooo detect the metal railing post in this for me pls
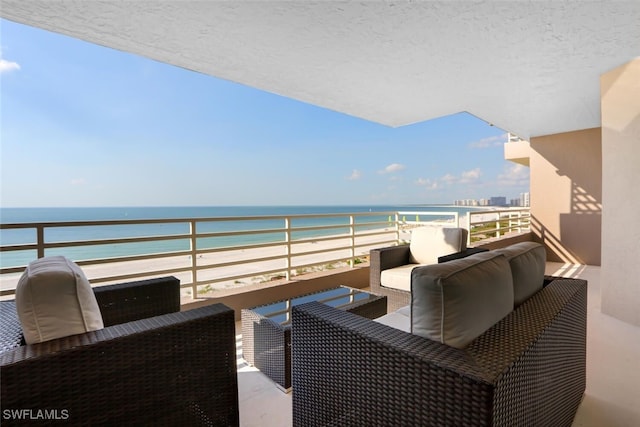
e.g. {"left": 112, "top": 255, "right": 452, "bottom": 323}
{"left": 349, "top": 215, "right": 355, "bottom": 267}
{"left": 517, "top": 211, "right": 522, "bottom": 233}
{"left": 36, "top": 225, "right": 45, "bottom": 259}
{"left": 190, "top": 220, "right": 198, "bottom": 298}
{"left": 285, "top": 217, "right": 291, "bottom": 280}
{"left": 466, "top": 212, "right": 472, "bottom": 246}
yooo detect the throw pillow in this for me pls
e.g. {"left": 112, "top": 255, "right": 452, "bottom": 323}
{"left": 16, "top": 256, "right": 104, "bottom": 344}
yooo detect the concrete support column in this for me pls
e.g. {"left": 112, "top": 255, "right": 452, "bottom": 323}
{"left": 601, "top": 58, "right": 640, "bottom": 326}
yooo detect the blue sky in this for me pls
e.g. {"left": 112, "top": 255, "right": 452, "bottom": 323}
{"left": 1, "top": 19, "right": 529, "bottom": 207}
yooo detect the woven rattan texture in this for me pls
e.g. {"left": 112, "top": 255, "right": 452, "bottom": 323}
{"left": 242, "top": 287, "right": 386, "bottom": 390}
{"left": 94, "top": 276, "right": 181, "bottom": 326}
{"left": 369, "top": 245, "right": 413, "bottom": 311}
{"left": 292, "top": 278, "right": 587, "bottom": 426}
{"left": 1, "top": 277, "right": 239, "bottom": 426}
{"left": 0, "top": 301, "right": 23, "bottom": 353}
{"left": 242, "top": 308, "right": 291, "bottom": 389}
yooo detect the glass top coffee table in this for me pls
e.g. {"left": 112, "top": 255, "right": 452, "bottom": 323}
{"left": 241, "top": 286, "right": 387, "bottom": 391}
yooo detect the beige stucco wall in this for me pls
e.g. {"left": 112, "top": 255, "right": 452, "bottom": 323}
{"left": 601, "top": 58, "right": 640, "bottom": 326}
{"left": 529, "top": 128, "right": 602, "bottom": 265}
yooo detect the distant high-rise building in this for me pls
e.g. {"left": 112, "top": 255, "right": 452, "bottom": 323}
{"left": 490, "top": 196, "right": 507, "bottom": 206}
{"left": 455, "top": 199, "right": 481, "bottom": 206}
{"left": 456, "top": 194, "right": 528, "bottom": 207}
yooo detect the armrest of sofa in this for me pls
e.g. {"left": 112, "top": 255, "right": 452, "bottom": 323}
{"left": 369, "top": 245, "right": 411, "bottom": 292}
{"left": 437, "top": 247, "right": 489, "bottom": 263}
{"left": 466, "top": 277, "right": 587, "bottom": 426}
{"left": 93, "top": 276, "right": 181, "bottom": 326}
{"left": 542, "top": 274, "right": 571, "bottom": 287}
{"left": 370, "top": 244, "right": 411, "bottom": 270}
{"left": 0, "top": 303, "right": 239, "bottom": 426}
{"left": 291, "top": 301, "right": 494, "bottom": 426}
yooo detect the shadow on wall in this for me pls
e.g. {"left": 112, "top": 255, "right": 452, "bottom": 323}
{"left": 560, "top": 182, "right": 601, "bottom": 264}
{"left": 531, "top": 128, "right": 602, "bottom": 265}
{"left": 531, "top": 215, "right": 581, "bottom": 264}
{"left": 531, "top": 182, "right": 602, "bottom": 265}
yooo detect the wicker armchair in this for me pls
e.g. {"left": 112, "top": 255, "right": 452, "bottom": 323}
{"left": 370, "top": 241, "right": 486, "bottom": 312}
{"left": 0, "top": 276, "right": 239, "bottom": 426}
{"left": 292, "top": 277, "right": 587, "bottom": 427}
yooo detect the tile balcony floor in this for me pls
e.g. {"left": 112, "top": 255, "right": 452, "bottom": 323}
{"left": 235, "top": 262, "right": 640, "bottom": 427}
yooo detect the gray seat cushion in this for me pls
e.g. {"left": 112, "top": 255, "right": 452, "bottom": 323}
{"left": 410, "top": 251, "right": 514, "bottom": 349}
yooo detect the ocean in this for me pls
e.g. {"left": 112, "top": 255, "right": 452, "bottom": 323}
{"left": 0, "top": 205, "right": 482, "bottom": 268}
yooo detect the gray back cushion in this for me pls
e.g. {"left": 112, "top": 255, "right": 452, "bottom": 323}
{"left": 494, "top": 242, "right": 546, "bottom": 306}
{"left": 410, "top": 251, "right": 514, "bottom": 349}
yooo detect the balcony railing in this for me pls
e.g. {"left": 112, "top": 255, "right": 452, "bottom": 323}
{"left": 466, "top": 208, "right": 531, "bottom": 242}
{"left": 0, "top": 208, "right": 530, "bottom": 298}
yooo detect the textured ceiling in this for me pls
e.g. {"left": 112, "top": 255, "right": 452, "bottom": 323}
{"left": 2, "top": 1, "right": 639, "bottom": 139}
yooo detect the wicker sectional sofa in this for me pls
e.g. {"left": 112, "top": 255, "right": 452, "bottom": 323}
{"left": 292, "top": 244, "right": 587, "bottom": 426}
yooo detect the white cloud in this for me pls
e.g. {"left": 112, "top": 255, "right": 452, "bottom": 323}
{"left": 417, "top": 168, "right": 482, "bottom": 190}
{"left": 440, "top": 173, "right": 457, "bottom": 184}
{"left": 0, "top": 59, "right": 21, "bottom": 73}
{"left": 468, "top": 133, "right": 507, "bottom": 149}
{"left": 379, "top": 163, "right": 406, "bottom": 174}
{"left": 497, "top": 164, "right": 529, "bottom": 186}
{"left": 70, "top": 178, "right": 86, "bottom": 186}
{"left": 347, "top": 169, "right": 362, "bottom": 180}
{"left": 416, "top": 178, "right": 438, "bottom": 190}
{"left": 460, "top": 168, "right": 482, "bottom": 183}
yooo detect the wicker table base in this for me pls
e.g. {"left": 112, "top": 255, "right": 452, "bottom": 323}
{"left": 241, "top": 286, "right": 386, "bottom": 391}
